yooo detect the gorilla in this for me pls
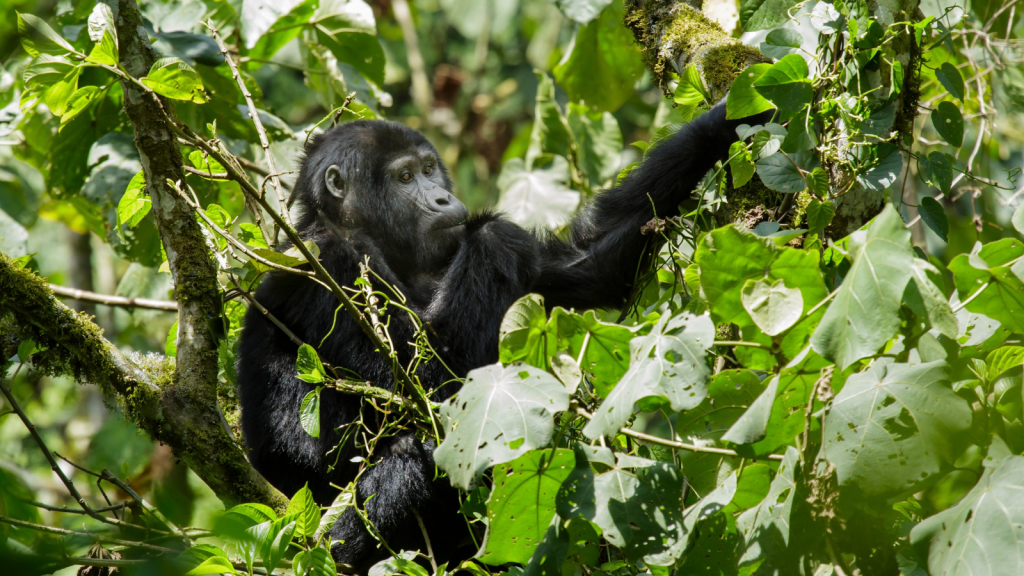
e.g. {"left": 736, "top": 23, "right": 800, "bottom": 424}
{"left": 236, "top": 99, "right": 768, "bottom": 570}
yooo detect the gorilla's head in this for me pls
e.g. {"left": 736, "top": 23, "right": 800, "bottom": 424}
{"left": 293, "top": 121, "right": 469, "bottom": 282}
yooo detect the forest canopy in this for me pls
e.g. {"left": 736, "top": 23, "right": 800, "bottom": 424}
{"left": 1, "top": 0, "right": 1023, "bottom": 575}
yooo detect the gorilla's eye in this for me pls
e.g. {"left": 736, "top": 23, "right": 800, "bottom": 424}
{"left": 424, "top": 165, "right": 433, "bottom": 175}
{"left": 400, "top": 171, "right": 412, "bottom": 182}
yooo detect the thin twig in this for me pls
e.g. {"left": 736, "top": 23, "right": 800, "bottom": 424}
{"left": 208, "top": 24, "right": 292, "bottom": 233}
{"left": 0, "top": 515, "right": 176, "bottom": 554}
{"left": 48, "top": 284, "right": 178, "bottom": 312}
{"left": 229, "top": 276, "right": 304, "bottom": 346}
{"left": 411, "top": 507, "right": 438, "bottom": 573}
{"left": 574, "top": 407, "right": 785, "bottom": 461}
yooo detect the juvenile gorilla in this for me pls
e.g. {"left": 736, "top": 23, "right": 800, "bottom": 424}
{"left": 237, "top": 100, "right": 763, "bottom": 569}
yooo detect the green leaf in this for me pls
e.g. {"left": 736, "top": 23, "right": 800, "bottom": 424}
{"left": 116, "top": 171, "right": 150, "bottom": 229}
{"left": 141, "top": 57, "right": 208, "bottom": 103}
{"left": 241, "top": 0, "right": 309, "bottom": 49}
{"left": 932, "top": 101, "right": 964, "bottom": 147}
{"left": 553, "top": 0, "right": 645, "bottom": 112}
{"left": 293, "top": 547, "right": 337, "bottom": 576}
{"left": 726, "top": 63, "right": 774, "bottom": 120}
{"left": 805, "top": 167, "right": 829, "bottom": 197}
{"left": 672, "top": 65, "right": 708, "bottom": 120}
{"left": 300, "top": 389, "right": 321, "bottom": 438}
{"left": 919, "top": 151, "right": 953, "bottom": 194}
{"left": 498, "top": 294, "right": 548, "bottom": 367}
{"left": 314, "top": 0, "right": 386, "bottom": 86}
{"left": 760, "top": 28, "right": 802, "bottom": 59}
{"left": 296, "top": 343, "right": 325, "bottom": 383}
{"left": 42, "top": 66, "right": 80, "bottom": 117}
{"left": 736, "top": 447, "right": 801, "bottom": 572}
{"left": 239, "top": 223, "right": 268, "bottom": 249}
{"left": 810, "top": 204, "right": 915, "bottom": 369}
{"left": 822, "top": 361, "right": 970, "bottom": 497}
{"left": 782, "top": 106, "right": 818, "bottom": 153}
{"left": 752, "top": 54, "right": 812, "bottom": 111}
{"left": 87, "top": 3, "right": 116, "bottom": 44}
{"left": 756, "top": 151, "right": 807, "bottom": 193}
{"left": 85, "top": 31, "right": 118, "bottom": 67}
{"left": 479, "top": 449, "right": 574, "bottom": 565}
{"left": 741, "top": 278, "right": 804, "bottom": 336}
{"left": 909, "top": 258, "right": 959, "bottom": 340}
{"left": 23, "top": 54, "right": 75, "bottom": 95}
{"left": 949, "top": 239, "right": 1024, "bottom": 333}
{"left": 740, "top": 0, "right": 800, "bottom": 31}
{"left": 244, "top": 0, "right": 316, "bottom": 63}
{"left": 729, "top": 141, "right": 756, "bottom": 188}
{"left": 60, "top": 86, "right": 101, "bottom": 127}
{"left": 935, "top": 62, "right": 965, "bottom": 101}
{"left": 695, "top": 226, "right": 828, "bottom": 329}
{"left": 986, "top": 346, "right": 1024, "bottom": 381}
{"left": 259, "top": 516, "right": 297, "bottom": 575}
{"left": 166, "top": 322, "right": 178, "bottom": 357}
{"left": 188, "top": 150, "right": 228, "bottom": 179}
{"left": 568, "top": 104, "right": 624, "bottom": 187}
{"left": 910, "top": 455, "right": 1024, "bottom": 576}
{"left": 558, "top": 448, "right": 689, "bottom": 566}
{"left": 526, "top": 73, "right": 572, "bottom": 168}
{"left": 582, "top": 312, "right": 715, "bottom": 439}
{"left": 1013, "top": 202, "right": 1024, "bottom": 235}
{"left": 186, "top": 556, "right": 238, "bottom": 575}
{"left": 918, "top": 197, "right": 948, "bottom": 242}
{"left": 550, "top": 308, "right": 634, "bottom": 396}
{"left": 286, "top": 484, "right": 321, "bottom": 538}
{"left": 17, "top": 12, "right": 75, "bottom": 57}
{"left": 857, "top": 143, "right": 903, "bottom": 190}
{"left": 434, "top": 363, "right": 570, "bottom": 490}
{"left": 890, "top": 59, "right": 904, "bottom": 96}
{"left": 251, "top": 242, "right": 320, "bottom": 271}
{"left": 806, "top": 199, "right": 834, "bottom": 234}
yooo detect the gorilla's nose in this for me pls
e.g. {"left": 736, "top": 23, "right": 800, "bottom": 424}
{"left": 429, "top": 190, "right": 468, "bottom": 222}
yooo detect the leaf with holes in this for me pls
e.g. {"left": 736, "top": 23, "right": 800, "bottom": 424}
{"left": 810, "top": 204, "right": 915, "bottom": 369}
{"left": 435, "top": 363, "right": 569, "bottom": 489}
{"left": 479, "top": 449, "right": 574, "bottom": 565}
{"left": 822, "top": 361, "right": 970, "bottom": 497}
{"left": 911, "top": 455, "right": 1024, "bottom": 576}
{"left": 932, "top": 101, "right": 964, "bottom": 147}
{"left": 582, "top": 312, "right": 714, "bottom": 439}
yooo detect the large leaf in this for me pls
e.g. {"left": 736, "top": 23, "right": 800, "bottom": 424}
{"left": 752, "top": 54, "right": 812, "bottom": 110}
{"left": 736, "top": 447, "right": 802, "bottom": 573}
{"left": 525, "top": 73, "right": 572, "bottom": 167}
{"left": 17, "top": 12, "right": 75, "bottom": 57}
{"left": 948, "top": 239, "right": 1024, "bottom": 333}
{"left": 314, "top": 0, "right": 385, "bottom": 86}
{"left": 285, "top": 484, "right": 321, "bottom": 538}
{"left": 558, "top": 448, "right": 689, "bottom": 566}
{"left": 695, "top": 225, "right": 828, "bottom": 329}
{"left": 550, "top": 308, "right": 635, "bottom": 396}
{"left": 726, "top": 64, "right": 774, "bottom": 120}
{"left": 568, "top": 104, "right": 623, "bottom": 188}
{"left": 434, "top": 363, "right": 570, "bottom": 489}
{"left": 240, "top": 0, "right": 308, "bottom": 49}
{"left": 553, "top": 0, "right": 644, "bottom": 112}
{"left": 582, "top": 312, "right": 715, "bottom": 439}
{"left": 740, "top": 0, "right": 801, "bottom": 31}
{"left": 822, "top": 361, "right": 971, "bottom": 497}
{"left": 741, "top": 277, "right": 803, "bottom": 336}
{"left": 496, "top": 157, "right": 579, "bottom": 230}
{"left": 911, "top": 455, "right": 1024, "bottom": 576}
{"left": 810, "top": 205, "right": 915, "bottom": 369}
{"left": 141, "top": 57, "right": 208, "bottom": 103}
{"left": 479, "top": 449, "right": 574, "bottom": 565}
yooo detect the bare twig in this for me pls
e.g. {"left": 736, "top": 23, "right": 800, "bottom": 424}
{"left": 0, "top": 515, "right": 175, "bottom": 554}
{"left": 392, "top": 0, "right": 433, "bottom": 116}
{"left": 48, "top": 284, "right": 178, "bottom": 312}
{"left": 208, "top": 24, "right": 292, "bottom": 232}
{"left": 229, "top": 276, "right": 304, "bottom": 346}
{"left": 411, "top": 507, "right": 438, "bottom": 573}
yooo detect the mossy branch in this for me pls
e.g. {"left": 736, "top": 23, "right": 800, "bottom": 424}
{"left": 0, "top": 254, "right": 287, "bottom": 511}
{"left": 624, "top": 0, "right": 770, "bottom": 101}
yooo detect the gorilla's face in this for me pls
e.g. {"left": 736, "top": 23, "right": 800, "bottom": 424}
{"left": 317, "top": 122, "right": 467, "bottom": 285}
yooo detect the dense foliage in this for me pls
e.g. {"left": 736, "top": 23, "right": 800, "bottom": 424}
{"left": 1, "top": 0, "right": 1023, "bottom": 575}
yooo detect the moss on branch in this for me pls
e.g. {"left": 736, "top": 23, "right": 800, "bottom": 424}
{"left": 624, "top": 0, "right": 770, "bottom": 100}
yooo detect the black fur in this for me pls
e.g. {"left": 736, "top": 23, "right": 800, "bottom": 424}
{"left": 236, "top": 101, "right": 765, "bottom": 570}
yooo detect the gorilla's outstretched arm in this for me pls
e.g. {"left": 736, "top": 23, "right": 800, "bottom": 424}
{"left": 535, "top": 100, "right": 763, "bottom": 310}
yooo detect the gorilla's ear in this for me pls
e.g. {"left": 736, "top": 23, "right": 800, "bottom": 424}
{"left": 324, "top": 165, "right": 346, "bottom": 199}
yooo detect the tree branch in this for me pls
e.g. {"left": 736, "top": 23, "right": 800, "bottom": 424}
{"left": 624, "top": 0, "right": 770, "bottom": 100}
{"left": 48, "top": 284, "right": 178, "bottom": 311}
